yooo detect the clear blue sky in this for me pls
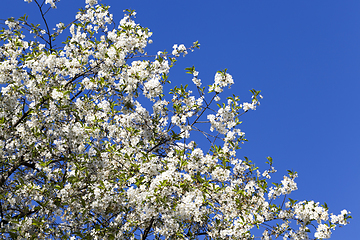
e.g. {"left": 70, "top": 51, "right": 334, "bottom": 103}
{"left": 1, "top": 0, "right": 359, "bottom": 239}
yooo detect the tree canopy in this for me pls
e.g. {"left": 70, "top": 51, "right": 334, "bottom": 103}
{"left": 0, "top": 0, "right": 351, "bottom": 239}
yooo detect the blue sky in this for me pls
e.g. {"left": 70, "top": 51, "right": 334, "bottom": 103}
{"left": 1, "top": 0, "right": 359, "bottom": 238}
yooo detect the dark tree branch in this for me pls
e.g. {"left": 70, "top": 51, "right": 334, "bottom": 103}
{"left": 0, "top": 206, "right": 40, "bottom": 226}
{"left": 34, "top": 0, "right": 53, "bottom": 51}
{"left": 10, "top": 96, "right": 48, "bottom": 131}
{"left": 0, "top": 156, "right": 36, "bottom": 187}
{"left": 141, "top": 217, "right": 154, "bottom": 240}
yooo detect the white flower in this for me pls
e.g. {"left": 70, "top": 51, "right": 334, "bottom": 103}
{"left": 212, "top": 167, "right": 230, "bottom": 181}
{"left": 86, "top": 0, "right": 98, "bottom": 6}
{"left": 51, "top": 89, "right": 63, "bottom": 100}
{"left": 172, "top": 43, "right": 188, "bottom": 57}
{"left": 242, "top": 102, "right": 256, "bottom": 111}
{"left": 314, "top": 224, "right": 331, "bottom": 239}
{"left": 45, "top": 0, "right": 56, "bottom": 8}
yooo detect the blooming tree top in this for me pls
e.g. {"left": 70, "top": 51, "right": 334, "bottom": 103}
{"left": 0, "top": 0, "right": 351, "bottom": 239}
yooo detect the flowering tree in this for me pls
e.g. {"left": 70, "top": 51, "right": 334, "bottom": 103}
{"left": 0, "top": 0, "right": 351, "bottom": 239}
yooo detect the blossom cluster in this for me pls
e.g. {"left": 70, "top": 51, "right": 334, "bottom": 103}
{"left": 0, "top": 0, "right": 350, "bottom": 239}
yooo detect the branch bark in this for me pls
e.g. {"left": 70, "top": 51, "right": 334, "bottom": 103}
{"left": 141, "top": 217, "right": 154, "bottom": 240}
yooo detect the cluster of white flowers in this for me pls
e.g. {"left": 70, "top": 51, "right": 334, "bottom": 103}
{"left": 25, "top": 0, "right": 60, "bottom": 8}
{"left": 268, "top": 175, "right": 298, "bottom": 199}
{"left": 86, "top": 0, "right": 98, "bottom": 6}
{"left": 45, "top": 0, "right": 56, "bottom": 8}
{"left": 331, "top": 209, "right": 350, "bottom": 225}
{"left": 209, "top": 71, "right": 234, "bottom": 93}
{"left": 53, "top": 22, "right": 65, "bottom": 34}
{"left": 76, "top": 2, "right": 113, "bottom": 33}
{"left": 172, "top": 43, "right": 188, "bottom": 57}
{"left": 192, "top": 70, "right": 202, "bottom": 87}
{"left": 207, "top": 97, "right": 243, "bottom": 135}
{"left": 241, "top": 94, "right": 262, "bottom": 111}
{"left": 4, "top": 19, "right": 18, "bottom": 30}
{"left": 241, "top": 101, "right": 257, "bottom": 111}
{"left": 0, "top": 0, "right": 350, "bottom": 239}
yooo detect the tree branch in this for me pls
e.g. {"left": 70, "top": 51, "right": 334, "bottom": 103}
{"left": 141, "top": 217, "right": 154, "bottom": 240}
{"left": 0, "top": 156, "right": 35, "bottom": 187}
{"left": 34, "top": 0, "right": 53, "bottom": 51}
